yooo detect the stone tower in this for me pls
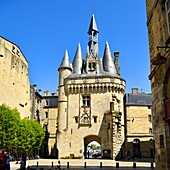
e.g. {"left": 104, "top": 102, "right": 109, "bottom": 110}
{"left": 57, "top": 14, "right": 126, "bottom": 159}
{"left": 0, "top": 36, "right": 31, "bottom": 118}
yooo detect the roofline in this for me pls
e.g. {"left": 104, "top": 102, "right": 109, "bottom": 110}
{"left": 0, "top": 36, "right": 29, "bottom": 63}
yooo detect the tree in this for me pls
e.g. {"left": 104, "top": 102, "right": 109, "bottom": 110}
{"left": 0, "top": 104, "right": 20, "bottom": 150}
{"left": 0, "top": 104, "right": 45, "bottom": 155}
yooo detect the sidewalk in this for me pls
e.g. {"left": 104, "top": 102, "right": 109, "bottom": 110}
{"left": 11, "top": 158, "right": 155, "bottom": 170}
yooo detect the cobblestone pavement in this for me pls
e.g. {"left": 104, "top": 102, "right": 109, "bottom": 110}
{"left": 11, "top": 158, "right": 155, "bottom": 170}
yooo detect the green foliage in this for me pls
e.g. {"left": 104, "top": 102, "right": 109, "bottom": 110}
{"left": 0, "top": 104, "right": 45, "bottom": 153}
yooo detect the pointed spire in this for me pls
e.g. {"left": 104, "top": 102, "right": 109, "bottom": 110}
{"left": 103, "top": 41, "right": 117, "bottom": 74}
{"left": 88, "top": 14, "right": 99, "bottom": 34}
{"left": 86, "top": 45, "right": 89, "bottom": 58}
{"left": 59, "top": 50, "right": 72, "bottom": 70}
{"left": 72, "top": 43, "right": 83, "bottom": 74}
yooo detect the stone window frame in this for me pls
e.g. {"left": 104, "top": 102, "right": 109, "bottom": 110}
{"left": 82, "top": 94, "right": 91, "bottom": 107}
{"left": 165, "top": 0, "right": 170, "bottom": 35}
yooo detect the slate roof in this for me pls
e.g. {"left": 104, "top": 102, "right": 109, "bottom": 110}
{"left": 125, "top": 93, "right": 152, "bottom": 106}
{"left": 43, "top": 96, "right": 58, "bottom": 108}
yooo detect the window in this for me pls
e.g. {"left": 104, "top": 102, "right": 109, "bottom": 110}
{"left": 75, "top": 116, "right": 79, "bottom": 123}
{"left": 93, "top": 116, "right": 97, "bottom": 123}
{"left": 45, "top": 99, "right": 49, "bottom": 106}
{"left": 148, "top": 106, "right": 151, "bottom": 109}
{"left": 149, "top": 128, "right": 152, "bottom": 134}
{"left": 45, "top": 112, "right": 48, "bottom": 118}
{"left": 82, "top": 95, "right": 90, "bottom": 107}
{"left": 88, "top": 62, "right": 96, "bottom": 71}
{"left": 12, "top": 46, "right": 15, "bottom": 54}
{"left": 166, "top": 0, "right": 170, "bottom": 34}
{"left": 148, "top": 115, "right": 152, "bottom": 122}
{"left": 160, "top": 135, "right": 164, "bottom": 148}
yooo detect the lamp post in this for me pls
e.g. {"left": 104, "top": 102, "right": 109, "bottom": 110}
{"left": 152, "top": 46, "right": 170, "bottom": 65}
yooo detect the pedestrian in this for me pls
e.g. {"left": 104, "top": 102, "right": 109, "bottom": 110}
{"left": 21, "top": 152, "right": 27, "bottom": 170}
{"left": 0, "top": 149, "right": 7, "bottom": 170}
{"left": 127, "top": 151, "right": 131, "bottom": 160}
{"left": 6, "top": 152, "right": 11, "bottom": 170}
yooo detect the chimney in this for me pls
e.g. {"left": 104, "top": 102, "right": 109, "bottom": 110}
{"left": 132, "top": 88, "right": 138, "bottom": 94}
{"left": 114, "top": 51, "right": 120, "bottom": 75}
{"left": 46, "top": 90, "right": 49, "bottom": 96}
{"left": 51, "top": 93, "right": 56, "bottom": 96}
{"left": 44, "top": 90, "right": 49, "bottom": 96}
{"left": 38, "top": 89, "right": 42, "bottom": 95}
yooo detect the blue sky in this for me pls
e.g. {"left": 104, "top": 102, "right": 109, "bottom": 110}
{"left": 0, "top": 1, "right": 151, "bottom": 94}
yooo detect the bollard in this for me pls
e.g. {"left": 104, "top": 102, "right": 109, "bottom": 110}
{"left": 52, "top": 162, "right": 53, "bottom": 168}
{"left": 100, "top": 162, "right": 102, "bottom": 168}
{"left": 37, "top": 161, "right": 39, "bottom": 167}
{"left": 116, "top": 162, "right": 119, "bottom": 168}
{"left": 133, "top": 162, "right": 136, "bottom": 168}
{"left": 84, "top": 162, "right": 86, "bottom": 168}
{"left": 67, "top": 162, "right": 69, "bottom": 168}
{"left": 151, "top": 162, "right": 154, "bottom": 168}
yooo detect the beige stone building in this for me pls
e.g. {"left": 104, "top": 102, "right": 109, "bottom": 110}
{"left": 0, "top": 36, "right": 31, "bottom": 118}
{"left": 41, "top": 90, "right": 58, "bottom": 158}
{"left": 146, "top": 0, "right": 170, "bottom": 169}
{"left": 30, "top": 86, "right": 58, "bottom": 158}
{"left": 57, "top": 14, "right": 126, "bottom": 159}
{"left": 124, "top": 88, "right": 154, "bottom": 159}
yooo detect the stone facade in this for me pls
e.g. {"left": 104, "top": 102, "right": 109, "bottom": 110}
{"left": 57, "top": 14, "right": 126, "bottom": 159}
{"left": 124, "top": 88, "right": 154, "bottom": 159}
{"left": 30, "top": 87, "right": 58, "bottom": 158}
{"left": 146, "top": 0, "right": 170, "bottom": 169}
{"left": 42, "top": 91, "right": 58, "bottom": 158}
{"left": 0, "top": 36, "right": 31, "bottom": 118}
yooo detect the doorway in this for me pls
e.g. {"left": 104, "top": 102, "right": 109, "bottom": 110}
{"left": 133, "top": 139, "right": 140, "bottom": 158}
{"left": 84, "top": 135, "right": 101, "bottom": 159}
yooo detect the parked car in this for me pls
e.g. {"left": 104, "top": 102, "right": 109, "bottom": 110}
{"left": 92, "top": 150, "right": 101, "bottom": 158}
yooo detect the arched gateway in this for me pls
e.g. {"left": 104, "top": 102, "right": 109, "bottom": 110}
{"left": 57, "top": 14, "right": 126, "bottom": 160}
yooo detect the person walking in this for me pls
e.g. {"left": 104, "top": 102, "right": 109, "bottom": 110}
{"left": 6, "top": 152, "right": 11, "bottom": 170}
{"left": 0, "top": 149, "right": 7, "bottom": 170}
{"left": 21, "top": 152, "right": 27, "bottom": 170}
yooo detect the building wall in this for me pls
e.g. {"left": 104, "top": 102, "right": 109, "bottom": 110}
{"left": 125, "top": 105, "right": 153, "bottom": 158}
{"left": 0, "top": 37, "right": 31, "bottom": 118}
{"left": 146, "top": 1, "right": 170, "bottom": 169}
{"left": 43, "top": 107, "right": 58, "bottom": 157}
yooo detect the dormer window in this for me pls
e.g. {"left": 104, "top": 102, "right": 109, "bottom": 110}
{"left": 88, "top": 62, "right": 96, "bottom": 71}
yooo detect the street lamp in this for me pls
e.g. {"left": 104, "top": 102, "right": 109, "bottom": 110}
{"left": 152, "top": 46, "right": 170, "bottom": 65}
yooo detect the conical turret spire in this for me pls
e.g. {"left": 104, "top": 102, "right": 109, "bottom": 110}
{"left": 88, "top": 14, "right": 99, "bottom": 34}
{"left": 59, "top": 50, "right": 71, "bottom": 69}
{"left": 72, "top": 43, "right": 83, "bottom": 74}
{"left": 103, "top": 41, "right": 117, "bottom": 74}
{"left": 88, "top": 14, "right": 99, "bottom": 55}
